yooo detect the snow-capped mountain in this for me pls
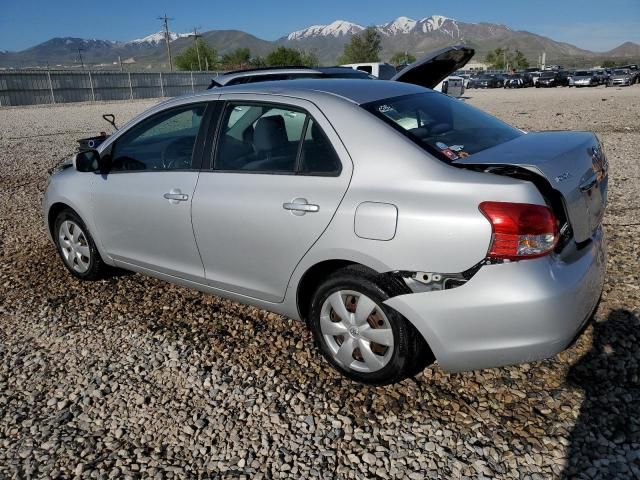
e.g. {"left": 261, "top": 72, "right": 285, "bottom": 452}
{"left": 128, "top": 31, "right": 190, "bottom": 45}
{"left": 286, "top": 15, "right": 513, "bottom": 42}
{"left": 287, "top": 20, "right": 364, "bottom": 40}
{"left": 378, "top": 17, "right": 417, "bottom": 35}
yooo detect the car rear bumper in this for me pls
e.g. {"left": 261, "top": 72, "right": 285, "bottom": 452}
{"left": 384, "top": 228, "right": 606, "bottom": 372}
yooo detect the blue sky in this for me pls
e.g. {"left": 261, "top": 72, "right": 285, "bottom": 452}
{"left": 1, "top": 0, "right": 638, "bottom": 52}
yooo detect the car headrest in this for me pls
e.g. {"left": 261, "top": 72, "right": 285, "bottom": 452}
{"left": 254, "top": 116, "right": 287, "bottom": 153}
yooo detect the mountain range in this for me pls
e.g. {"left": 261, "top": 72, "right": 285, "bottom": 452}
{"left": 1, "top": 15, "right": 639, "bottom": 69}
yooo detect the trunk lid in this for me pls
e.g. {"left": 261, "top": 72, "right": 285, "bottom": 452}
{"left": 391, "top": 45, "right": 475, "bottom": 89}
{"left": 454, "top": 131, "right": 608, "bottom": 243}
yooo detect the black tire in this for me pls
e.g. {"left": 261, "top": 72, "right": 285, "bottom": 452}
{"left": 54, "top": 209, "right": 108, "bottom": 280}
{"left": 308, "top": 266, "right": 433, "bottom": 385}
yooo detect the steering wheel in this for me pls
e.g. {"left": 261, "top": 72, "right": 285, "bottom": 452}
{"left": 161, "top": 137, "right": 195, "bottom": 170}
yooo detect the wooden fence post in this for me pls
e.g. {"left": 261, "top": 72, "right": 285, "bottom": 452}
{"left": 190, "top": 71, "right": 194, "bottom": 93}
{"left": 128, "top": 72, "right": 133, "bottom": 100}
{"left": 159, "top": 72, "right": 164, "bottom": 97}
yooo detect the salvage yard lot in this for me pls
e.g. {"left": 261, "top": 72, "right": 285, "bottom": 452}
{"left": 1, "top": 85, "right": 639, "bottom": 479}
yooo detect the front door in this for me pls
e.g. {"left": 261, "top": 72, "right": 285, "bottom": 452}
{"left": 192, "top": 97, "right": 352, "bottom": 302}
{"left": 91, "top": 102, "right": 209, "bottom": 281}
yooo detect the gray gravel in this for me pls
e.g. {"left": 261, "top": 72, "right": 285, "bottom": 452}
{"left": 1, "top": 86, "right": 639, "bottom": 479}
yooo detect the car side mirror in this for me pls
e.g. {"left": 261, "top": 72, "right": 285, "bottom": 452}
{"left": 74, "top": 149, "right": 101, "bottom": 172}
{"left": 74, "top": 149, "right": 112, "bottom": 173}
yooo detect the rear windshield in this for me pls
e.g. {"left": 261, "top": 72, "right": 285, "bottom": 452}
{"left": 363, "top": 92, "right": 522, "bottom": 160}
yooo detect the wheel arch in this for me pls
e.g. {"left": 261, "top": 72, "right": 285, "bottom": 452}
{"left": 46, "top": 201, "right": 114, "bottom": 266}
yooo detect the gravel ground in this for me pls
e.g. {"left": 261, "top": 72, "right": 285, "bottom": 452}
{"left": 1, "top": 85, "right": 639, "bottom": 479}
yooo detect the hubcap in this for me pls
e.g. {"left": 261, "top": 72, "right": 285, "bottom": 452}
{"left": 320, "top": 290, "right": 394, "bottom": 373}
{"left": 58, "top": 220, "right": 90, "bottom": 273}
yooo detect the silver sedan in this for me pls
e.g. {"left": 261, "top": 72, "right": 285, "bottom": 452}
{"left": 44, "top": 79, "right": 607, "bottom": 384}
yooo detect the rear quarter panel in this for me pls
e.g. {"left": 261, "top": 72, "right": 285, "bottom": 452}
{"left": 287, "top": 98, "right": 547, "bottom": 300}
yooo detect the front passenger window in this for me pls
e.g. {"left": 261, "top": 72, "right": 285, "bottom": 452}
{"left": 110, "top": 104, "right": 206, "bottom": 172}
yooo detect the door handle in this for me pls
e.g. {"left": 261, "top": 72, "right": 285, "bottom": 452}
{"left": 283, "top": 198, "right": 320, "bottom": 216}
{"left": 163, "top": 189, "right": 189, "bottom": 204}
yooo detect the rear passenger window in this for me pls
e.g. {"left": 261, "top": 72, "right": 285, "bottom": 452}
{"left": 214, "top": 102, "right": 342, "bottom": 176}
{"left": 299, "top": 118, "right": 342, "bottom": 175}
{"left": 216, "top": 103, "right": 305, "bottom": 173}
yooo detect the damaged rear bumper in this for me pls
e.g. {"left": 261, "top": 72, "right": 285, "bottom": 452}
{"left": 384, "top": 228, "right": 606, "bottom": 372}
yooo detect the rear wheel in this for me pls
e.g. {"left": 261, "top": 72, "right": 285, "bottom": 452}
{"left": 54, "top": 210, "right": 108, "bottom": 280}
{"left": 308, "top": 266, "right": 433, "bottom": 385}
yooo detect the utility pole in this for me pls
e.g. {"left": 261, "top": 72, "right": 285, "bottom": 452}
{"left": 118, "top": 55, "right": 123, "bottom": 72}
{"left": 158, "top": 14, "right": 174, "bottom": 71}
{"left": 77, "top": 48, "right": 85, "bottom": 70}
{"left": 191, "top": 27, "right": 202, "bottom": 71}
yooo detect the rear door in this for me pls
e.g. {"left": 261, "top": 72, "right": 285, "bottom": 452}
{"left": 191, "top": 96, "right": 352, "bottom": 302}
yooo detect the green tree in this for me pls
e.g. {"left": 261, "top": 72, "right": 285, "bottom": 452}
{"left": 175, "top": 39, "right": 217, "bottom": 71}
{"left": 250, "top": 56, "right": 267, "bottom": 67}
{"left": 601, "top": 59, "right": 617, "bottom": 68}
{"left": 265, "top": 47, "right": 318, "bottom": 67}
{"left": 338, "top": 27, "right": 382, "bottom": 64}
{"left": 221, "top": 48, "right": 251, "bottom": 68}
{"left": 485, "top": 48, "right": 530, "bottom": 70}
{"left": 389, "top": 51, "right": 416, "bottom": 66}
{"left": 512, "top": 50, "right": 529, "bottom": 69}
{"left": 484, "top": 47, "right": 508, "bottom": 69}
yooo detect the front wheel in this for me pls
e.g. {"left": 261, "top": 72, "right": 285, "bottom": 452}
{"left": 308, "top": 266, "right": 433, "bottom": 385}
{"left": 54, "top": 209, "right": 108, "bottom": 280}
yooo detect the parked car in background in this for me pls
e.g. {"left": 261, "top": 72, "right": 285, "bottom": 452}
{"left": 536, "top": 71, "right": 561, "bottom": 87}
{"left": 340, "top": 62, "right": 398, "bottom": 80}
{"left": 607, "top": 69, "right": 634, "bottom": 87}
{"left": 620, "top": 64, "right": 639, "bottom": 84}
{"left": 570, "top": 70, "right": 599, "bottom": 87}
{"left": 555, "top": 71, "right": 572, "bottom": 87}
{"left": 490, "top": 74, "right": 507, "bottom": 88}
{"left": 504, "top": 74, "right": 529, "bottom": 88}
{"left": 524, "top": 68, "right": 542, "bottom": 86}
{"left": 209, "top": 46, "right": 475, "bottom": 98}
{"left": 44, "top": 72, "right": 607, "bottom": 384}
{"left": 208, "top": 66, "right": 373, "bottom": 88}
{"left": 471, "top": 75, "right": 501, "bottom": 88}
{"left": 591, "top": 69, "right": 609, "bottom": 85}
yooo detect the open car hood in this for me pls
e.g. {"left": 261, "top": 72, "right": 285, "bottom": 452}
{"left": 391, "top": 45, "right": 475, "bottom": 89}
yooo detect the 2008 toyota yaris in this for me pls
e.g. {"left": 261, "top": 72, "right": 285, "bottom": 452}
{"left": 43, "top": 48, "right": 607, "bottom": 385}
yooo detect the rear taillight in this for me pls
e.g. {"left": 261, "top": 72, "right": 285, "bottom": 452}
{"left": 479, "top": 202, "right": 558, "bottom": 260}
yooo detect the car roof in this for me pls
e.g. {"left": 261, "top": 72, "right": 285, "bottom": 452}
{"left": 197, "top": 78, "right": 429, "bottom": 105}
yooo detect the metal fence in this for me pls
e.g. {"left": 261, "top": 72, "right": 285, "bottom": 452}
{"left": 0, "top": 70, "right": 220, "bottom": 107}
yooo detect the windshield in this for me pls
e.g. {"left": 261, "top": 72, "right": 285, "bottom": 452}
{"left": 613, "top": 69, "right": 628, "bottom": 75}
{"left": 575, "top": 71, "right": 590, "bottom": 76}
{"left": 363, "top": 92, "right": 523, "bottom": 160}
{"left": 541, "top": 72, "right": 555, "bottom": 78}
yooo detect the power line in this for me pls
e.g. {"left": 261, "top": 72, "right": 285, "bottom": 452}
{"left": 158, "top": 14, "right": 174, "bottom": 71}
{"left": 77, "top": 48, "right": 85, "bottom": 70}
{"left": 190, "top": 27, "right": 202, "bottom": 71}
